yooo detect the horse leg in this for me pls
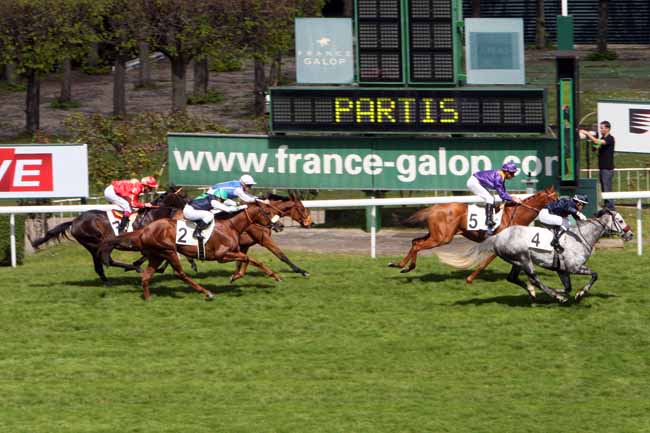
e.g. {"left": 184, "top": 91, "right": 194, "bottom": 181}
{"left": 506, "top": 265, "right": 536, "bottom": 300}
{"left": 521, "top": 261, "right": 568, "bottom": 304}
{"left": 400, "top": 234, "right": 454, "bottom": 273}
{"left": 257, "top": 238, "right": 310, "bottom": 277}
{"left": 92, "top": 253, "right": 109, "bottom": 285}
{"left": 388, "top": 233, "right": 429, "bottom": 269}
{"left": 224, "top": 252, "right": 282, "bottom": 282}
{"left": 556, "top": 270, "right": 572, "bottom": 295}
{"left": 232, "top": 245, "right": 250, "bottom": 281}
{"left": 165, "top": 252, "right": 215, "bottom": 300}
{"left": 141, "top": 256, "right": 163, "bottom": 300}
{"left": 465, "top": 254, "right": 497, "bottom": 284}
{"left": 574, "top": 266, "right": 598, "bottom": 303}
{"left": 187, "top": 257, "right": 198, "bottom": 272}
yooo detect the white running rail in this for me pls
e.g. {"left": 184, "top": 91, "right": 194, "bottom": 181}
{"left": 1, "top": 191, "right": 648, "bottom": 267}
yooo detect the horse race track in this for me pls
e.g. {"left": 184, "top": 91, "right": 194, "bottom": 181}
{"left": 1, "top": 242, "right": 649, "bottom": 433}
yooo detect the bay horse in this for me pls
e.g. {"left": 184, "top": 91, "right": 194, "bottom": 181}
{"left": 388, "top": 186, "right": 557, "bottom": 281}
{"left": 30, "top": 185, "right": 188, "bottom": 282}
{"left": 435, "top": 208, "right": 633, "bottom": 303}
{"left": 98, "top": 202, "right": 283, "bottom": 300}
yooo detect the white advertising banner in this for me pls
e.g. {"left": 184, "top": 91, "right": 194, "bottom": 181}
{"left": 598, "top": 100, "right": 650, "bottom": 153}
{"left": 0, "top": 144, "right": 89, "bottom": 199}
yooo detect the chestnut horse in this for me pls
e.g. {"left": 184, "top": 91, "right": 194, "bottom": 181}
{"left": 234, "top": 193, "right": 312, "bottom": 278}
{"left": 30, "top": 186, "right": 188, "bottom": 282}
{"left": 99, "top": 202, "right": 283, "bottom": 300}
{"left": 388, "top": 186, "right": 557, "bottom": 282}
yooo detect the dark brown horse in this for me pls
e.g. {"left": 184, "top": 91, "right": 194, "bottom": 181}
{"left": 99, "top": 202, "right": 283, "bottom": 300}
{"left": 30, "top": 185, "right": 188, "bottom": 282}
{"left": 388, "top": 186, "right": 557, "bottom": 282}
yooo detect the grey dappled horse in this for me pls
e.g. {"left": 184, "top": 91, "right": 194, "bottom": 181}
{"left": 436, "top": 209, "right": 633, "bottom": 303}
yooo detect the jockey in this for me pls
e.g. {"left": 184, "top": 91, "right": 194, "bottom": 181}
{"left": 104, "top": 176, "right": 159, "bottom": 233}
{"left": 183, "top": 189, "right": 245, "bottom": 240}
{"left": 539, "top": 194, "right": 588, "bottom": 252}
{"left": 466, "top": 161, "right": 523, "bottom": 235}
{"left": 207, "top": 174, "right": 269, "bottom": 204}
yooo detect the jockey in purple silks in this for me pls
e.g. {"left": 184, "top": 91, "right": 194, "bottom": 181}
{"left": 466, "top": 161, "right": 522, "bottom": 235}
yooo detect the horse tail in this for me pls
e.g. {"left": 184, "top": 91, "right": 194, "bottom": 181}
{"left": 98, "top": 231, "right": 142, "bottom": 266}
{"left": 30, "top": 220, "right": 74, "bottom": 249}
{"left": 400, "top": 207, "right": 433, "bottom": 227}
{"left": 434, "top": 236, "right": 497, "bottom": 269}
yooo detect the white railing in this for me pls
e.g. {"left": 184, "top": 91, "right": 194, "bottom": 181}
{"left": 582, "top": 168, "right": 650, "bottom": 196}
{"left": 1, "top": 191, "right": 648, "bottom": 267}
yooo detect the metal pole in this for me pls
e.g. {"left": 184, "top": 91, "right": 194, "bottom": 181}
{"left": 561, "top": 0, "right": 568, "bottom": 16}
{"left": 637, "top": 199, "right": 643, "bottom": 256}
{"left": 370, "top": 203, "right": 376, "bottom": 259}
{"left": 10, "top": 213, "right": 16, "bottom": 268}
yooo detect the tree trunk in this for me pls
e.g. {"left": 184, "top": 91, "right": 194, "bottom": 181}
{"left": 343, "top": 0, "right": 353, "bottom": 17}
{"left": 268, "top": 53, "right": 282, "bottom": 87}
{"left": 471, "top": 0, "right": 480, "bottom": 17}
{"left": 88, "top": 42, "right": 100, "bottom": 67}
{"left": 138, "top": 42, "right": 152, "bottom": 87}
{"left": 113, "top": 55, "right": 127, "bottom": 117}
{"left": 59, "top": 58, "right": 72, "bottom": 102}
{"left": 171, "top": 57, "right": 188, "bottom": 112}
{"left": 25, "top": 69, "right": 40, "bottom": 134}
{"left": 5, "top": 63, "right": 17, "bottom": 85}
{"left": 192, "top": 57, "right": 208, "bottom": 96}
{"left": 253, "top": 58, "right": 267, "bottom": 116}
{"left": 597, "top": 0, "right": 609, "bottom": 53}
{"left": 535, "top": 0, "right": 546, "bottom": 49}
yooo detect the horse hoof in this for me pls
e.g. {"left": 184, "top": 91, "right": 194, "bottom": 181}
{"left": 557, "top": 295, "right": 569, "bottom": 304}
{"left": 301, "top": 272, "right": 310, "bottom": 278}
{"left": 465, "top": 277, "right": 473, "bottom": 284}
{"left": 400, "top": 267, "right": 411, "bottom": 274}
{"left": 387, "top": 262, "right": 396, "bottom": 268}
{"left": 205, "top": 291, "right": 215, "bottom": 301}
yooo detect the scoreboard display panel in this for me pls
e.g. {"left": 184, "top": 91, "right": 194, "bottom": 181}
{"left": 407, "top": 0, "right": 456, "bottom": 83}
{"left": 270, "top": 87, "right": 546, "bottom": 134}
{"left": 356, "top": 0, "right": 404, "bottom": 83}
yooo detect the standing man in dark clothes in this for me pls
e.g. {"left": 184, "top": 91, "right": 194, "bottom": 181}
{"left": 580, "top": 121, "right": 615, "bottom": 209}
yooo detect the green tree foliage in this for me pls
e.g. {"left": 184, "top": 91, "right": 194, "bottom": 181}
{"left": 233, "top": 0, "right": 325, "bottom": 115}
{"left": 0, "top": 0, "right": 101, "bottom": 133}
{"left": 137, "top": 0, "right": 231, "bottom": 112}
{"left": 64, "top": 112, "right": 227, "bottom": 190}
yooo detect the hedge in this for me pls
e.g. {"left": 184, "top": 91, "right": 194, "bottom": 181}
{"left": 0, "top": 214, "right": 25, "bottom": 266}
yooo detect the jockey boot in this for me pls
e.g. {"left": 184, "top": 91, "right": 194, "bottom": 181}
{"left": 117, "top": 215, "right": 130, "bottom": 234}
{"left": 485, "top": 203, "right": 496, "bottom": 235}
{"left": 193, "top": 220, "right": 210, "bottom": 239}
{"left": 551, "top": 227, "right": 566, "bottom": 253}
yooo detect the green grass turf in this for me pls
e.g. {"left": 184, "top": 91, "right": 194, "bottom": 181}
{"left": 1, "top": 243, "right": 649, "bottom": 433}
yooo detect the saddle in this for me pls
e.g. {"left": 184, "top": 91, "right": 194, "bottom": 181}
{"left": 106, "top": 210, "right": 138, "bottom": 235}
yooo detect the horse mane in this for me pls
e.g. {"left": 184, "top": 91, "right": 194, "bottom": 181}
{"left": 266, "top": 193, "right": 290, "bottom": 201}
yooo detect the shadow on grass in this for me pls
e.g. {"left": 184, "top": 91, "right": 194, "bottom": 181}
{"left": 386, "top": 269, "right": 509, "bottom": 283}
{"left": 454, "top": 291, "right": 617, "bottom": 308}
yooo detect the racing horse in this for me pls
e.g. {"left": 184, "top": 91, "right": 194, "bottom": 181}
{"left": 434, "top": 208, "right": 633, "bottom": 303}
{"left": 234, "top": 192, "right": 312, "bottom": 278}
{"left": 98, "top": 202, "right": 283, "bottom": 300}
{"left": 142, "top": 192, "right": 313, "bottom": 279}
{"left": 30, "top": 185, "right": 188, "bottom": 282}
{"left": 388, "top": 186, "right": 557, "bottom": 281}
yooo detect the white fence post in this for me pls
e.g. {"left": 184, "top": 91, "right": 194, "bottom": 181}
{"left": 370, "top": 203, "right": 377, "bottom": 259}
{"left": 10, "top": 213, "right": 16, "bottom": 268}
{"left": 638, "top": 199, "right": 643, "bottom": 256}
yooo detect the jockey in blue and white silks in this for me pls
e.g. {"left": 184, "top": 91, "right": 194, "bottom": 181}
{"left": 466, "top": 161, "right": 522, "bottom": 234}
{"left": 183, "top": 189, "right": 245, "bottom": 239}
{"left": 538, "top": 194, "right": 588, "bottom": 252}
{"left": 207, "top": 174, "right": 259, "bottom": 204}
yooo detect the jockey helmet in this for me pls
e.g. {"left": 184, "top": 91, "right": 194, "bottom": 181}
{"left": 501, "top": 161, "right": 518, "bottom": 174}
{"left": 140, "top": 176, "right": 159, "bottom": 189}
{"left": 573, "top": 194, "right": 589, "bottom": 204}
{"left": 240, "top": 174, "right": 256, "bottom": 186}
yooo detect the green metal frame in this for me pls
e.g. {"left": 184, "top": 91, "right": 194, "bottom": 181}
{"left": 559, "top": 78, "right": 575, "bottom": 182}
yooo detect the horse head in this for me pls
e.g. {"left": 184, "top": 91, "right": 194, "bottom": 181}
{"left": 596, "top": 208, "right": 633, "bottom": 241}
{"left": 153, "top": 185, "right": 189, "bottom": 209}
{"left": 266, "top": 191, "right": 312, "bottom": 228}
{"left": 523, "top": 185, "right": 558, "bottom": 209}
